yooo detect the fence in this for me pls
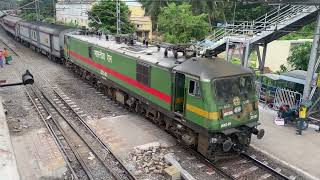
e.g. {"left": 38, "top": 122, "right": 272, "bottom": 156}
{"left": 256, "top": 82, "right": 302, "bottom": 110}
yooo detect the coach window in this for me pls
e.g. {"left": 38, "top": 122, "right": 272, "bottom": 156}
{"left": 189, "top": 80, "right": 201, "bottom": 97}
{"left": 88, "top": 46, "right": 92, "bottom": 58}
{"left": 136, "top": 62, "right": 150, "bottom": 86}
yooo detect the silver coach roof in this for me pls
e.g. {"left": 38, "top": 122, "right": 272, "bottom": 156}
{"left": 174, "top": 58, "right": 253, "bottom": 81}
{"left": 280, "top": 70, "right": 318, "bottom": 85}
{"left": 3, "top": 15, "right": 22, "bottom": 24}
{"left": 19, "top": 20, "right": 72, "bottom": 35}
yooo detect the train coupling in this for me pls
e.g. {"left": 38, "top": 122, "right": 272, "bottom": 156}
{"left": 252, "top": 128, "right": 265, "bottom": 139}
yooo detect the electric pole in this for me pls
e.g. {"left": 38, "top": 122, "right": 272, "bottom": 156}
{"left": 53, "top": 0, "right": 56, "bottom": 22}
{"left": 35, "top": 0, "right": 40, "bottom": 21}
{"left": 116, "top": 0, "right": 120, "bottom": 35}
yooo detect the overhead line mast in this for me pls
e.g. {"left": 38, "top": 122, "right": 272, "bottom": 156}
{"left": 116, "top": 0, "right": 120, "bottom": 35}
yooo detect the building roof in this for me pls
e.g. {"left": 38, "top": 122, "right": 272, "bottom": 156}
{"left": 124, "top": 1, "right": 142, "bottom": 7}
{"left": 174, "top": 58, "right": 253, "bottom": 81}
{"left": 261, "top": 73, "right": 280, "bottom": 80}
{"left": 280, "top": 70, "right": 318, "bottom": 85}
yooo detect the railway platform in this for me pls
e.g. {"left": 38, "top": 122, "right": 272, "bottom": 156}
{"left": 252, "top": 106, "right": 320, "bottom": 180}
{"left": 0, "top": 96, "right": 20, "bottom": 180}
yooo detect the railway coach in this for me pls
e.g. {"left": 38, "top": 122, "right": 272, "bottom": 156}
{"left": 64, "top": 33, "right": 265, "bottom": 160}
{"left": 1, "top": 15, "right": 75, "bottom": 61}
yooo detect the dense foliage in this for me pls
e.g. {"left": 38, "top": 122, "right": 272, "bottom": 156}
{"left": 287, "top": 42, "right": 312, "bottom": 71}
{"left": 88, "top": 0, "right": 135, "bottom": 34}
{"left": 139, "top": 0, "right": 271, "bottom": 27}
{"left": 158, "top": 3, "right": 210, "bottom": 44}
{"left": 224, "top": 2, "right": 271, "bottom": 21}
{"left": 18, "top": 0, "right": 54, "bottom": 21}
{"left": 138, "top": 0, "right": 169, "bottom": 25}
{"left": 281, "top": 23, "right": 315, "bottom": 40}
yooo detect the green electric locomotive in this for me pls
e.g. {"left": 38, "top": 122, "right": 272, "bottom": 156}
{"left": 63, "top": 32, "right": 264, "bottom": 159}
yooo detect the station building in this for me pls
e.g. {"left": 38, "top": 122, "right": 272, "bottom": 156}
{"left": 55, "top": 0, "right": 152, "bottom": 40}
{"left": 257, "top": 39, "right": 313, "bottom": 72}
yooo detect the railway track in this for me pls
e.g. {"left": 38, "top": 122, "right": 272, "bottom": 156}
{"left": 206, "top": 151, "right": 291, "bottom": 180}
{"left": 26, "top": 83, "right": 135, "bottom": 180}
{"left": 178, "top": 141, "right": 291, "bottom": 180}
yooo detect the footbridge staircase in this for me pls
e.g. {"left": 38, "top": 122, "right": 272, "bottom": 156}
{"left": 199, "top": 4, "right": 319, "bottom": 69}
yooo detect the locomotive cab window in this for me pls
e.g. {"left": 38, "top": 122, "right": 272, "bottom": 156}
{"left": 88, "top": 46, "right": 93, "bottom": 58}
{"left": 136, "top": 63, "right": 150, "bottom": 86}
{"left": 189, "top": 80, "right": 201, "bottom": 96}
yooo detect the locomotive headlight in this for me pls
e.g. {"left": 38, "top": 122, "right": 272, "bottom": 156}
{"left": 234, "top": 106, "right": 242, "bottom": 113}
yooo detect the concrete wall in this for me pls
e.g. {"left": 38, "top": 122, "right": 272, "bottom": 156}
{"left": 0, "top": 97, "right": 20, "bottom": 180}
{"left": 258, "top": 39, "right": 312, "bottom": 72}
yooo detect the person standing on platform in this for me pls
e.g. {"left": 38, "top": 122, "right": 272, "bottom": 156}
{"left": 297, "top": 104, "right": 307, "bottom": 135}
{"left": 3, "top": 48, "right": 11, "bottom": 65}
{"left": 0, "top": 49, "right": 4, "bottom": 68}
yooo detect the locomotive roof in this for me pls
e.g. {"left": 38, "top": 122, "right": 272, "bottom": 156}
{"left": 68, "top": 34, "right": 187, "bottom": 69}
{"left": 174, "top": 58, "right": 253, "bottom": 81}
{"left": 68, "top": 34, "right": 253, "bottom": 81}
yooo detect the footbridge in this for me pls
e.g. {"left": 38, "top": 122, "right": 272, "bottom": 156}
{"left": 199, "top": 4, "right": 318, "bottom": 70}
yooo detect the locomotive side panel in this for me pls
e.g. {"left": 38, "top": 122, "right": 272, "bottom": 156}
{"left": 66, "top": 36, "right": 172, "bottom": 110}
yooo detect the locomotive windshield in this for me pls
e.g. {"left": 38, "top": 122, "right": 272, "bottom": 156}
{"left": 214, "top": 75, "right": 255, "bottom": 103}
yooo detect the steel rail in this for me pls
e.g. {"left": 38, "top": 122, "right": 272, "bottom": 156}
{"left": 25, "top": 89, "right": 80, "bottom": 180}
{"left": 175, "top": 140, "right": 236, "bottom": 180}
{"left": 241, "top": 153, "right": 290, "bottom": 180}
{"left": 28, "top": 86, "right": 95, "bottom": 180}
{"left": 198, "top": 154, "right": 236, "bottom": 180}
{"left": 38, "top": 75, "right": 136, "bottom": 180}
{"left": 52, "top": 89, "right": 137, "bottom": 180}
{"left": 37, "top": 84, "right": 135, "bottom": 180}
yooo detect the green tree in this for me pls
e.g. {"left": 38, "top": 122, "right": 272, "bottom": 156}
{"left": 88, "top": 0, "right": 135, "bottom": 34}
{"left": 189, "top": 0, "right": 229, "bottom": 26}
{"left": 22, "top": 13, "right": 44, "bottom": 21}
{"left": 224, "top": 2, "right": 271, "bottom": 22}
{"left": 287, "top": 42, "right": 312, "bottom": 71}
{"left": 281, "top": 23, "right": 315, "bottom": 40}
{"left": 158, "top": 3, "right": 210, "bottom": 44}
{"left": 138, "top": 0, "right": 169, "bottom": 26}
{"left": 280, "top": 64, "right": 288, "bottom": 72}
{"left": 18, "top": 0, "right": 55, "bottom": 21}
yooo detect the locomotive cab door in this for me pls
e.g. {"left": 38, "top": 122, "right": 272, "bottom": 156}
{"left": 174, "top": 72, "right": 185, "bottom": 114}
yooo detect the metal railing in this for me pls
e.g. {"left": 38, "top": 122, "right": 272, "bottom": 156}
{"left": 201, "top": 5, "right": 314, "bottom": 52}
{"left": 256, "top": 82, "right": 302, "bottom": 110}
